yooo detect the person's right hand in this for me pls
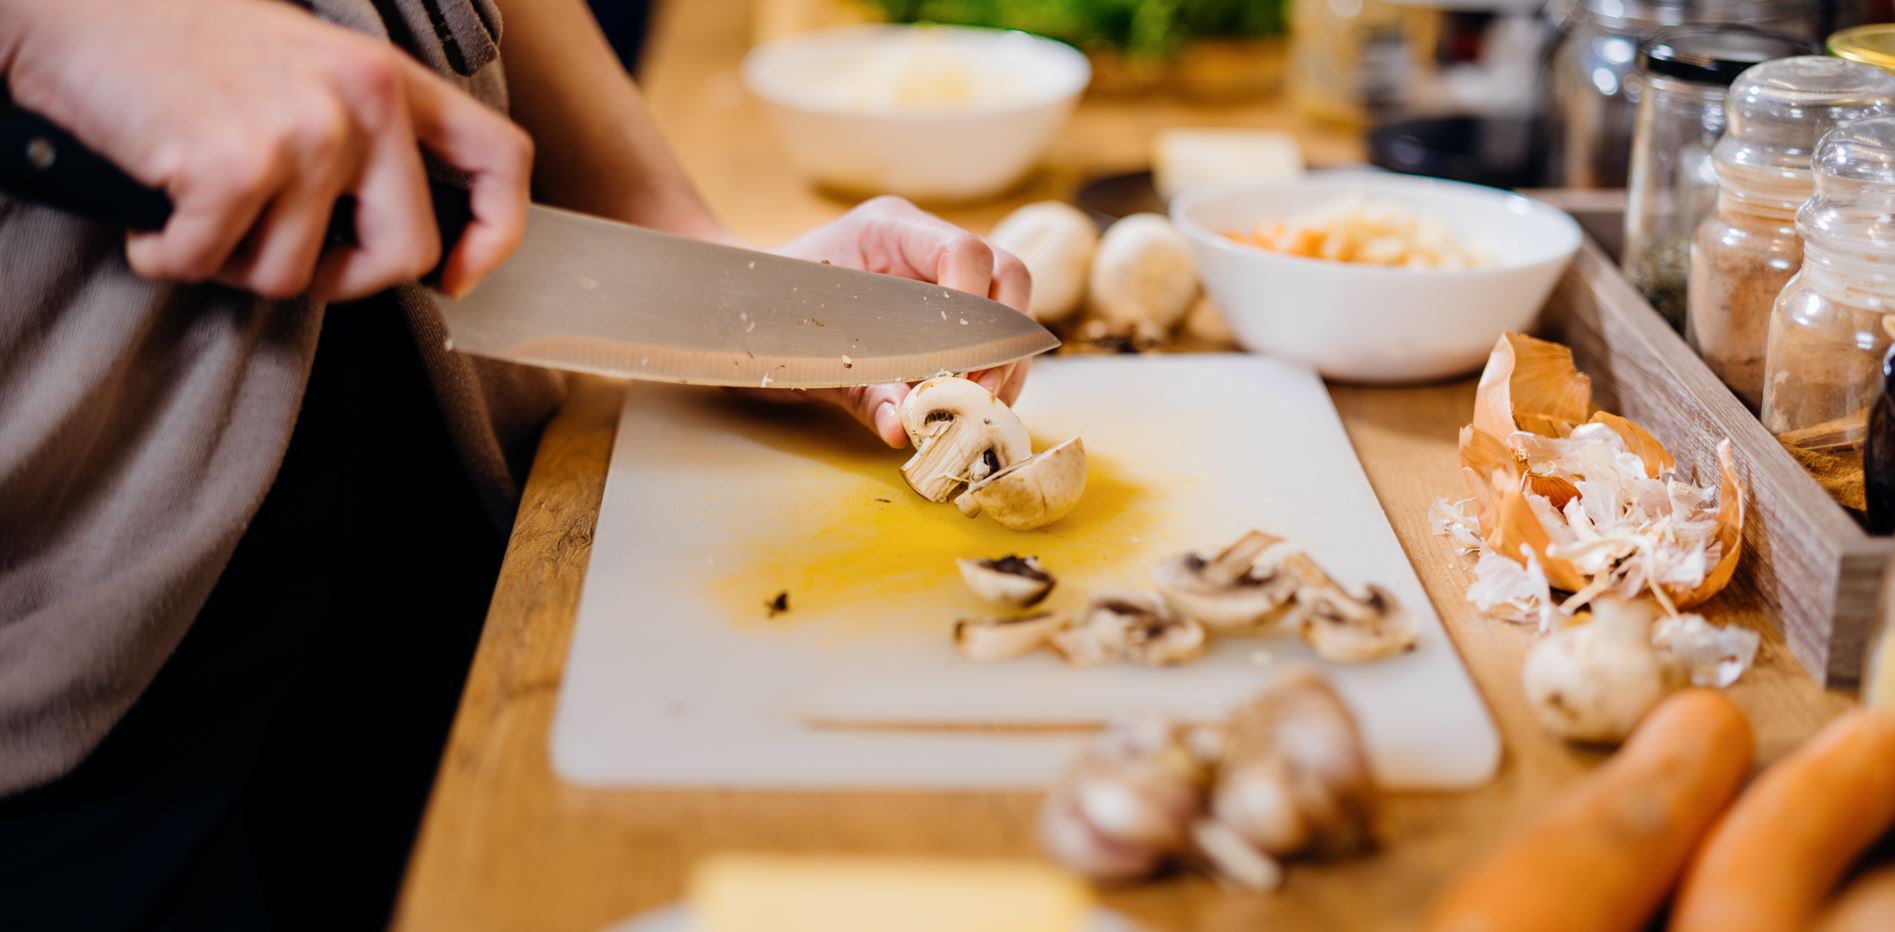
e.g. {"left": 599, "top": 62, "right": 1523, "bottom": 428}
{"left": 0, "top": 0, "right": 533, "bottom": 300}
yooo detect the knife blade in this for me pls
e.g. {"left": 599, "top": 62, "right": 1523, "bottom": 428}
{"left": 432, "top": 205, "right": 1058, "bottom": 388}
{"left": 0, "top": 104, "right": 1059, "bottom": 388}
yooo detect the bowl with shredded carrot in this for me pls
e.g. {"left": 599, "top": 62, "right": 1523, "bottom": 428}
{"left": 1172, "top": 172, "right": 1580, "bottom": 382}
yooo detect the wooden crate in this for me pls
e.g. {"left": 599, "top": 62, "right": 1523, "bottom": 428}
{"left": 1534, "top": 189, "right": 1891, "bottom": 686}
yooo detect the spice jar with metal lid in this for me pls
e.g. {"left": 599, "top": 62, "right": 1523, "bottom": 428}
{"left": 1688, "top": 56, "right": 1895, "bottom": 409}
{"left": 1830, "top": 23, "right": 1895, "bottom": 76}
{"left": 1761, "top": 115, "right": 1895, "bottom": 510}
{"left": 1547, "top": 0, "right": 1813, "bottom": 189}
{"left": 1623, "top": 27, "right": 1816, "bottom": 330}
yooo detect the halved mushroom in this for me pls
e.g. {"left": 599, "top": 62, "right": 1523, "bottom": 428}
{"left": 898, "top": 377, "right": 1031, "bottom": 503}
{"left": 1154, "top": 531, "right": 1299, "bottom": 631}
{"left": 953, "top": 612, "right": 1069, "bottom": 661}
{"left": 954, "top": 437, "right": 1089, "bottom": 530}
{"left": 1210, "top": 667, "right": 1377, "bottom": 858}
{"left": 1280, "top": 555, "right": 1418, "bottom": 663}
{"left": 957, "top": 555, "right": 1056, "bottom": 608}
{"left": 1052, "top": 592, "right": 1207, "bottom": 667}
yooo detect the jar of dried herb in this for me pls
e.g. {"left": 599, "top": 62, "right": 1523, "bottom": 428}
{"left": 1761, "top": 115, "right": 1895, "bottom": 511}
{"left": 1623, "top": 27, "right": 1816, "bottom": 330}
{"left": 1688, "top": 56, "right": 1895, "bottom": 409}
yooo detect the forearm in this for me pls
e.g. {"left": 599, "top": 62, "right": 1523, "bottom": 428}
{"left": 494, "top": 0, "right": 726, "bottom": 241}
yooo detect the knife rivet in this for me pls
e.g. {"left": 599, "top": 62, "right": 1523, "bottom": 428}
{"left": 25, "top": 136, "right": 55, "bottom": 170}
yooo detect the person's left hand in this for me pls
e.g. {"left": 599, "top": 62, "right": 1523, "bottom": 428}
{"left": 768, "top": 196, "right": 1035, "bottom": 448}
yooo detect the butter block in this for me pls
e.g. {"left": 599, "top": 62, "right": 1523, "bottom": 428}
{"left": 689, "top": 855, "right": 1092, "bottom": 932}
{"left": 1153, "top": 128, "right": 1305, "bottom": 202}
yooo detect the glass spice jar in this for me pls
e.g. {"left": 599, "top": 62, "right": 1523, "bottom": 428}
{"left": 1688, "top": 56, "right": 1895, "bottom": 410}
{"left": 1761, "top": 115, "right": 1895, "bottom": 511}
{"left": 1622, "top": 27, "right": 1816, "bottom": 330}
{"left": 1546, "top": 0, "right": 1813, "bottom": 189}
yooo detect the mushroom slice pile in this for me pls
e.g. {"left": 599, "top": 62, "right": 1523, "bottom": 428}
{"left": 898, "top": 377, "right": 1031, "bottom": 503}
{"left": 955, "top": 437, "right": 1089, "bottom": 531}
{"left": 1280, "top": 555, "right": 1418, "bottom": 663}
{"left": 957, "top": 555, "right": 1056, "bottom": 608}
{"left": 1154, "top": 531, "right": 1299, "bottom": 631}
{"left": 1211, "top": 668, "right": 1378, "bottom": 858}
{"left": 954, "top": 612, "right": 1069, "bottom": 661}
{"left": 1052, "top": 592, "right": 1207, "bottom": 667}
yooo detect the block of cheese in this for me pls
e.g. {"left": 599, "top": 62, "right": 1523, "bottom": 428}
{"left": 689, "top": 855, "right": 1092, "bottom": 932}
{"left": 1152, "top": 128, "right": 1305, "bottom": 202}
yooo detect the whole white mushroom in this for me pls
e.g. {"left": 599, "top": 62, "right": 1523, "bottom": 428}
{"left": 1522, "top": 599, "right": 1686, "bottom": 745}
{"left": 988, "top": 201, "right": 1098, "bottom": 324}
{"left": 1088, "top": 213, "right": 1198, "bottom": 332}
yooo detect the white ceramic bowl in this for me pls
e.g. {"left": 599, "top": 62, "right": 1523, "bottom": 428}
{"left": 1172, "top": 173, "right": 1582, "bottom": 383}
{"left": 741, "top": 25, "right": 1089, "bottom": 202}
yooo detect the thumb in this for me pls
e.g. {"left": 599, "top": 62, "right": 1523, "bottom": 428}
{"left": 818, "top": 383, "right": 911, "bottom": 448}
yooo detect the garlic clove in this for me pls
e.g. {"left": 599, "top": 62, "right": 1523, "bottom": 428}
{"left": 1189, "top": 818, "right": 1285, "bottom": 892}
{"left": 953, "top": 612, "right": 1068, "bottom": 662}
{"left": 958, "top": 437, "right": 1088, "bottom": 530}
{"left": 1213, "top": 667, "right": 1377, "bottom": 858}
{"left": 956, "top": 555, "right": 1056, "bottom": 608}
{"left": 1037, "top": 794, "right": 1167, "bottom": 883}
{"left": 898, "top": 377, "right": 1032, "bottom": 503}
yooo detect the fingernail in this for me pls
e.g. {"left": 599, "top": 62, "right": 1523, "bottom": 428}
{"left": 873, "top": 400, "right": 900, "bottom": 440}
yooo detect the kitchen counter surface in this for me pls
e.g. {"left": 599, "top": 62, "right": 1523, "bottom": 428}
{"left": 392, "top": 2, "right": 1854, "bottom": 929}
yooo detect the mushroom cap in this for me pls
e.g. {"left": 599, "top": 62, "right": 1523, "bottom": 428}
{"left": 989, "top": 201, "right": 1098, "bottom": 324}
{"left": 956, "top": 556, "right": 1055, "bottom": 608}
{"left": 898, "top": 377, "right": 1032, "bottom": 503}
{"left": 1088, "top": 213, "right": 1198, "bottom": 331}
{"left": 961, "top": 437, "right": 1088, "bottom": 530}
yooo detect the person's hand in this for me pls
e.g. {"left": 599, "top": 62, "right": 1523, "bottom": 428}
{"left": 0, "top": 0, "right": 533, "bottom": 300}
{"left": 770, "top": 196, "right": 1035, "bottom": 448}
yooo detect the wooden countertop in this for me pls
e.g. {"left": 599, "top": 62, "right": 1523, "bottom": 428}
{"left": 392, "top": 2, "right": 1855, "bottom": 929}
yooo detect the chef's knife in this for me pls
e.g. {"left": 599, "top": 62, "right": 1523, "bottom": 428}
{"left": 0, "top": 104, "right": 1059, "bottom": 388}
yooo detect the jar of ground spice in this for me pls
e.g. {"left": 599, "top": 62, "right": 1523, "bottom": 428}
{"left": 1762, "top": 116, "right": 1895, "bottom": 511}
{"left": 1687, "top": 56, "right": 1895, "bottom": 409}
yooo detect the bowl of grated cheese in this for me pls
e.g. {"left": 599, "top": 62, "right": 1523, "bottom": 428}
{"left": 742, "top": 25, "right": 1090, "bottom": 202}
{"left": 1172, "top": 172, "right": 1581, "bottom": 383}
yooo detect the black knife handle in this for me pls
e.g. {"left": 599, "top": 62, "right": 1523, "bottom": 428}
{"left": 0, "top": 102, "right": 472, "bottom": 286}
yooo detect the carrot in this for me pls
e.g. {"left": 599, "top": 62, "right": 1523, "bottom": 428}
{"left": 1423, "top": 690, "right": 1754, "bottom": 932}
{"left": 1670, "top": 708, "right": 1895, "bottom": 932}
{"left": 1816, "top": 867, "right": 1895, "bottom": 932}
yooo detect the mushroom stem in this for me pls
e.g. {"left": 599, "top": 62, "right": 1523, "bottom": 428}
{"left": 1202, "top": 531, "right": 1284, "bottom": 587}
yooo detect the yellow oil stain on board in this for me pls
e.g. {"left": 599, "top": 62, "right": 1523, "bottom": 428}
{"left": 704, "top": 400, "right": 1190, "bottom": 634}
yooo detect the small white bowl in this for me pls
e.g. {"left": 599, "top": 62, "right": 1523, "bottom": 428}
{"left": 1171, "top": 173, "right": 1582, "bottom": 383}
{"left": 741, "top": 25, "right": 1090, "bottom": 202}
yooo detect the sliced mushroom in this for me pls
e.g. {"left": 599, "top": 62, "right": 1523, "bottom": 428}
{"left": 1052, "top": 592, "right": 1207, "bottom": 667}
{"left": 956, "top": 555, "right": 1056, "bottom": 608}
{"left": 954, "top": 437, "right": 1089, "bottom": 530}
{"left": 953, "top": 612, "right": 1068, "bottom": 661}
{"left": 898, "top": 377, "right": 1031, "bottom": 503}
{"left": 1210, "top": 667, "right": 1377, "bottom": 858}
{"left": 1280, "top": 555, "right": 1418, "bottom": 663}
{"left": 1154, "top": 531, "right": 1299, "bottom": 631}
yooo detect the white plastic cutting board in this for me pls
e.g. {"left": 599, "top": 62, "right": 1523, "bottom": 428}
{"left": 552, "top": 355, "right": 1499, "bottom": 790}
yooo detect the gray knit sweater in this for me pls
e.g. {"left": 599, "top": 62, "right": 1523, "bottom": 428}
{"left": 0, "top": 0, "right": 564, "bottom": 795}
